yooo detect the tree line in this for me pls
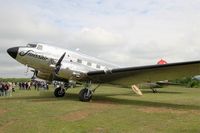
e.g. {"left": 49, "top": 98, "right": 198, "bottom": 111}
{"left": 0, "top": 78, "right": 31, "bottom": 83}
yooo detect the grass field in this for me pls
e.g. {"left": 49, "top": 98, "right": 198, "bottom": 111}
{"left": 0, "top": 85, "right": 200, "bottom": 133}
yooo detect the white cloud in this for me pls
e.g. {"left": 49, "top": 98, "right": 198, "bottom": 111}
{"left": 66, "top": 27, "right": 123, "bottom": 51}
{"left": 1, "top": 0, "right": 200, "bottom": 77}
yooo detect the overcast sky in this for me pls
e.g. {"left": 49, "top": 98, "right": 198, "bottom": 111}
{"left": 1, "top": 0, "right": 200, "bottom": 78}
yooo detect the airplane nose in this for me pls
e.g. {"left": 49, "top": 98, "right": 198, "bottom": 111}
{"left": 7, "top": 47, "right": 19, "bottom": 59}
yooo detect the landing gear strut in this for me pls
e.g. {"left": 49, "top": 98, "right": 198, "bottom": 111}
{"left": 54, "top": 87, "right": 65, "bottom": 97}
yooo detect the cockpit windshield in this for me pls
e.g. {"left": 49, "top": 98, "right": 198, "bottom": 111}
{"left": 26, "top": 43, "right": 37, "bottom": 48}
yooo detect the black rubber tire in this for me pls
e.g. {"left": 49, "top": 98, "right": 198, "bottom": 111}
{"left": 79, "top": 89, "right": 92, "bottom": 102}
{"left": 54, "top": 87, "right": 65, "bottom": 97}
{"left": 152, "top": 89, "right": 158, "bottom": 93}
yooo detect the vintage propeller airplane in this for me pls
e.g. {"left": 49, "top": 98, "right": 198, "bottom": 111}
{"left": 7, "top": 43, "right": 200, "bottom": 101}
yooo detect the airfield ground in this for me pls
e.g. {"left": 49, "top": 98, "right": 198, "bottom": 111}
{"left": 0, "top": 85, "right": 200, "bottom": 133}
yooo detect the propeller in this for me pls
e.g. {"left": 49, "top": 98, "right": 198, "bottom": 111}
{"left": 49, "top": 52, "right": 66, "bottom": 81}
{"left": 55, "top": 52, "right": 66, "bottom": 74}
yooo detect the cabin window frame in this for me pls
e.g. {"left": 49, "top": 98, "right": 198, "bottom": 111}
{"left": 96, "top": 64, "right": 101, "bottom": 69}
{"left": 37, "top": 45, "right": 43, "bottom": 50}
{"left": 87, "top": 62, "right": 92, "bottom": 66}
{"left": 77, "top": 59, "right": 82, "bottom": 64}
{"left": 27, "top": 43, "right": 37, "bottom": 48}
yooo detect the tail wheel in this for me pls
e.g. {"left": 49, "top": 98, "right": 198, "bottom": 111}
{"left": 54, "top": 87, "right": 65, "bottom": 97}
{"left": 151, "top": 88, "right": 158, "bottom": 93}
{"left": 79, "top": 88, "right": 92, "bottom": 102}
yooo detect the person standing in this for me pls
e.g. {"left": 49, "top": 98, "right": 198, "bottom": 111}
{"left": 7, "top": 82, "right": 12, "bottom": 96}
{"left": 28, "top": 82, "right": 31, "bottom": 90}
{"left": 19, "top": 82, "right": 22, "bottom": 90}
{"left": 12, "top": 82, "right": 15, "bottom": 92}
{"left": 4, "top": 83, "right": 9, "bottom": 96}
{"left": 0, "top": 82, "right": 3, "bottom": 96}
{"left": 1, "top": 83, "right": 5, "bottom": 96}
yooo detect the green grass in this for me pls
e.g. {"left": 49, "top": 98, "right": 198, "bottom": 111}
{"left": 0, "top": 85, "right": 200, "bottom": 133}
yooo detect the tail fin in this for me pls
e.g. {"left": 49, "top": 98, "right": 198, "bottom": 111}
{"left": 157, "top": 59, "right": 167, "bottom": 65}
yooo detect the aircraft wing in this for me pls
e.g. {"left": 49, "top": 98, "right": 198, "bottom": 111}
{"left": 86, "top": 60, "right": 200, "bottom": 87}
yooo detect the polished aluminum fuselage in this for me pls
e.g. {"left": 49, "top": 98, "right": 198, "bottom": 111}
{"left": 15, "top": 43, "right": 118, "bottom": 81}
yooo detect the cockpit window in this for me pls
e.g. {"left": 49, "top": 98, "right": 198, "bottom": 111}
{"left": 37, "top": 45, "right": 43, "bottom": 50}
{"left": 26, "top": 43, "right": 37, "bottom": 48}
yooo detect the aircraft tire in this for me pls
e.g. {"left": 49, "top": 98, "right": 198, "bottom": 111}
{"left": 54, "top": 87, "right": 65, "bottom": 97}
{"left": 79, "top": 89, "right": 92, "bottom": 102}
{"left": 152, "top": 89, "right": 158, "bottom": 93}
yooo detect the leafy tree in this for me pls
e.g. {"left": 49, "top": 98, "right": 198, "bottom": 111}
{"left": 0, "top": 78, "right": 31, "bottom": 83}
{"left": 172, "top": 77, "right": 200, "bottom": 88}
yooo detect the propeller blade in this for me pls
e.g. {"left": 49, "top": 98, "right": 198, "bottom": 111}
{"left": 56, "top": 52, "right": 66, "bottom": 67}
{"left": 48, "top": 52, "right": 66, "bottom": 81}
{"left": 55, "top": 52, "right": 66, "bottom": 74}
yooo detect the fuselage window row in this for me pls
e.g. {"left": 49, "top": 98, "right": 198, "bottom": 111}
{"left": 76, "top": 59, "right": 102, "bottom": 69}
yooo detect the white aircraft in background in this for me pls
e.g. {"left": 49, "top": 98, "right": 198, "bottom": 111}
{"left": 7, "top": 43, "right": 200, "bottom": 101}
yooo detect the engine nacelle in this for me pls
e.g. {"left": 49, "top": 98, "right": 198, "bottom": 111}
{"left": 58, "top": 68, "right": 73, "bottom": 80}
{"left": 36, "top": 71, "right": 51, "bottom": 80}
{"left": 58, "top": 63, "right": 87, "bottom": 81}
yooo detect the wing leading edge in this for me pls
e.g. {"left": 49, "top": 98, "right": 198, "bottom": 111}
{"left": 87, "top": 60, "right": 200, "bottom": 87}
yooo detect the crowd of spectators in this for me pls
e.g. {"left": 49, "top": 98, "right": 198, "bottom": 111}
{"left": 0, "top": 81, "right": 49, "bottom": 97}
{"left": 19, "top": 82, "right": 31, "bottom": 90}
{"left": 0, "top": 82, "right": 15, "bottom": 96}
{"left": 32, "top": 81, "right": 49, "bottom": 90}
{"left": 19, "top": 81, "right": 49, "bottom": 90}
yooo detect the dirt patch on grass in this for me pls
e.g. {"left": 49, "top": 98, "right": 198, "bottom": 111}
{"left": 60, "top": 102, "right": 117, "bottom": 122}
{"left": 0, "top": 109, "right": 7, "bottom": 116}
{"left": 137, "top": 107, "right": 200, "bottom": 115}
{"left": 92, "top": 127, "right": 108, "bottom": 133}
{"left": 189, "top": 110, "right": 200, "bottom": 115}
{"left": 0, "top": 119, "right": 18, "bottom": 131}
{"left": 137, "top": 107, "right": 188, "bottom": 114}
{"left": 61, "top": 111, "right": 90, "bottom": 121}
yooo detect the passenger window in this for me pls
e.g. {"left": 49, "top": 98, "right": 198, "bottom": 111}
{"left": 87, "top": 62, "right": 92, "bottom": 66}
{"left": 96, "top": 64, "right": 101, "bottom": 69}
{"left": 27, "top": 43, "right": 37, "bottom": 48}
{"left": 77, "top": 59, "right": 82, "bottom": 63}
{"left": 37, "top": 45, "right": 43, "bottom": 50}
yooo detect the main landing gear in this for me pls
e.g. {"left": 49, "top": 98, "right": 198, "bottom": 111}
{"left": 54, "top": 81, "right": 100, "bottom": 102}
{"left": 151, "top": 88, "right": 158, "bottom": 93}
{"left": 79, "top": 82, "right": 101, "bottom": 102}
{"left": 79, "top": 88, "right": 92, "bottom": 102}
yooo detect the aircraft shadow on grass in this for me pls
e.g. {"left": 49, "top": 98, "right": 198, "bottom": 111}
{"left": 141, "top": 90, "right": 183, "bottom": 94}
{"left": 0, "top": 91, "right": 200, "bottom": 111}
